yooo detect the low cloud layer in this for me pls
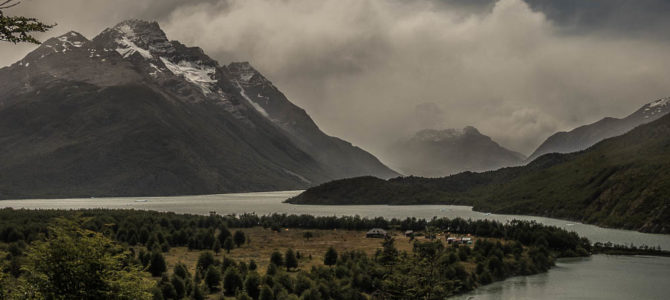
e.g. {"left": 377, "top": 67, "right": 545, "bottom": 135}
{"left": 3, "top": 0, "right": 670, "bottom": 158}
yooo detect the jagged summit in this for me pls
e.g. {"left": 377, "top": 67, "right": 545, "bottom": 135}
{"left": 94, "top": 19, "right": 170, "bottom": 60}
{"left": 0, "top": 20, "right": 398, "bottom": 198}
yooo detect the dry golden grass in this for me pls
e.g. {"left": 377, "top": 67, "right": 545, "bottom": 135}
{"left": 162, "top": 227, "right": 492, "bottom": 276}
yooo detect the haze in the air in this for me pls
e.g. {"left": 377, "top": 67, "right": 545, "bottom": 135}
{"left": 2, "top": 0, "right": 670, "bottom": 159}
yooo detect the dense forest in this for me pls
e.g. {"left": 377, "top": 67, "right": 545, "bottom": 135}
{"left": 287, "top": 113, "right": 670, "bottom": 234}
{"left": 0, "top": 208, "right": 594, "bottom": 299}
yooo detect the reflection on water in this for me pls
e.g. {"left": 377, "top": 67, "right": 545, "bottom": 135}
{"left": 450, "top": 255, "right": 670, "bottom": 300}
{"left": 2, "top": 191, "right": 670, "bottom": 299}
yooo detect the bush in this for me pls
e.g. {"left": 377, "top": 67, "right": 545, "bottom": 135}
{"left": 205, "top": 266, "right": 222, "bottom": 291}
{"left": 149, "top": 251, "right": 168, "bottom": 277}
{"left": 324, "top": 247, "right": 338, "bottom": 266}
{"left": 224, "top": 268, "right": 243, "bottom": 296}
{"left": 244, "top": 272, "right": 261, "bottom": 299}
{"left": 285, "top": 248, "right": 298, "bottom": 271}
{"left": 271, "top": 251, "right": 284, "bottom": 266}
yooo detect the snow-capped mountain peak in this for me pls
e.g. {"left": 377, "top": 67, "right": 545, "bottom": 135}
{"left": 641, "top": 97, "right": 670, "bottom": 119}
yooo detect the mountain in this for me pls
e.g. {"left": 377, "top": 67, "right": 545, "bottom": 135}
{"left": 224, "top": 62, "right": 398, "bottom": 180}
{"left": 527, "top": 97, "right": 670, "bottom": 162}
{"left": 288, "top": 112, "right": 670, "bottom": 234}
{"left": 385, "top": 126, "right": 525, "bottom": 177}
{"left": 0, "top": 20, "right": 396, "bottom": 199}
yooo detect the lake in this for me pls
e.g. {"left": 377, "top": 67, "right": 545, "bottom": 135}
{"left": 2, "top": 190, "right": 668, "bottom": 249}
{"left": 2, "top": 190, "right": 669, "bottom": 299}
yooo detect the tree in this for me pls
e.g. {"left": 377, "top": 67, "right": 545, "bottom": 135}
{"left": 324, "top": 247, "right": 338, "bottom": 266}
{"left": 191, "top": 284, "right": 205, "bottom": 300}
{"left": 223, "top": 268, "right": 243, "bottom": 296}
{"left": 205, "top": 265, "right": 222, "bottom": 291}
{"left": 148, "top": 251, "right": 168, "bottom": 277}
{"left": 213, "top": 238, "right": 222, "bottom": 254}
{"left": 303, "top": 231, "right": 313, "bottom": 240}
{"left": 285, "top": 248, "right": 298, "bottom": 271}
{"left": 224, "top": 236, "right": 235, "bottom": 253}
{"left": 171, "top": 276, "right": 186, "bottom": 299}
{"left": 173, "top": 262, "right": 191, "bottom": 280}
{"left": 249, "top": 260, "right": 258, "bottom": 271}
{"left": 270, "top": 251, "right": 284, "bottom": 267}
{"left": 196, "top": 251, "right": 216, "bottom": 274}
{"left": 19, "top": 218, "right": 153, "bottom": 299}
{"left": 0, "top": 0, "right": 55, "bottom": 44}
{"left": 259, "top": 285, "right": 274, "bottom": 300}
{"left": 244, "top": 272, "right": 261, "bottom": 299}
{"left": 217, "top": 227, "right": 231, "bottom": 244}
{"left": 234, "top": 230, "right": 246, "bottom": 247}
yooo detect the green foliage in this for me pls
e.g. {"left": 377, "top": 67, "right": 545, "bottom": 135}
{"left": 0, "top": 1, "right": 55, "bottom": 44}
{"left": 196, "top": 251, "right": 216, "bottom": 275}
{"left": 16, "top": 218, "right": 153, "bottom": 299}
{"left": 324, "top": 247, "right": 338, "bottom": 266}
{"left": 271, "top": 251, "right": 284, "bottom": 266}
{"left": 224, "top": 237, "right": 235, "bottom": 253}
{"left": 205, "top": 265, "right": 222, "bottom": 291}
{"left": 244, "top": 272, "right": 261, "bottom": 299}
{"left": 234, "top": 230, "right": 247, "bottom": 247}
{"left": 213, "top": 238, "right": 222, "bottom": 254}
{"left": 285, "top": 248, "right": 298, "bottom": 271}
{"left": 223, "top": 268, "right": 243, "bottom": 296}
{"left": 148, "top": 251, "right": 167, "bottom": 277}
{"left": 259, "top": 284, "right": 274, "bottom": 300}
{"left": 287, "top": 114, "right": 670, "bottom": 234}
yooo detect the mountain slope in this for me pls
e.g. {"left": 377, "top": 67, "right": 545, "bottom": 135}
{"left": 385, "top": 126, "right": 525, "bottom": 177}
{"left": 288, "top": 113, "right": 670, "bottom": 234}
{"left": 225, "top": 62, "right": 399, "bottom": 180}
{"left": 527, "top": 97, "right": 670, "bottom": 162}
{"left": 0, "top": 20, "right": 395, "bottom": 199}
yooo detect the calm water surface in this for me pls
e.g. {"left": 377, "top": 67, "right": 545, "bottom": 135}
{"left": 450, "top": 255, "right": 670, "bottom": 300}
{"left": 3, "top": 191, "right": 670, "bottom": 300}
{"left": 3, "top": 190, "right": 668, "bottom": 249}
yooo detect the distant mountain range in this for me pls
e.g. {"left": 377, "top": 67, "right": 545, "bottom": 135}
{"left": 527, "top": 97, "right": 670, "bottom": 162}
{"left": 0, "top": 20, "right": 397, "bottom": 199}
{"left": 288, "top": 110, "right": 670, "bottom": 234}
{"left": 386, "top": 126, "right": 525, "bottom": 177}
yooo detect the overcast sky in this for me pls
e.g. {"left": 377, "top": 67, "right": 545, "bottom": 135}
{"left": 2, "top": 0, "right": 670, "bottom": 157}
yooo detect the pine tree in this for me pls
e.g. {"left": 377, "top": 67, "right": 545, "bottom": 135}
{"left": 244, "top": 272, "right": 261, "bottom": 299}
{"left": 270, "top": 251, "right": 283, "bottom": 267}
{"left": 196, "top": 252, "right": 216, "bottom": 274}
{"left": 205, "top": 265, "right": 222, "bottom": 291}
{"left": 324, "top": 247, "right": 338, "bottom": 266}
{"left": 223, "top": 268, "right": 243, "bottom": 296}
{"left": 234, "top": 230, "right": 246, "bottom": 247}
{"left": 213, "top": 238, "right": 222, "bottom": 254}
{"left": 259, "top": 285, "right": 274, "bottom": 300}
{"left": 224, "top": 237, "right": 235, "bottom": 253}
{"left": 285, "top": 248, "right": 298, "bottom": 271}
{"left": 149, "top": 251, "right": 167, "bottom": 277}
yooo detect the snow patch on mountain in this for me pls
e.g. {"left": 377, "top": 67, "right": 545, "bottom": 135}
{"left": 160, "top": 57, "right": 216, "bottom": 94}
{"left": 235, "top": 82, "right": 269, "bottom": 117}
{"left": 643, "top": 97, "right": 670, "bottom": 118}
{"left": 115, "top": 36, "right": 152, "bottom": 59}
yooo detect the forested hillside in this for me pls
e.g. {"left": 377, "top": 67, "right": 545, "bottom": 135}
{"left": 288, "top": 113, "right": 670, "bottom": 234}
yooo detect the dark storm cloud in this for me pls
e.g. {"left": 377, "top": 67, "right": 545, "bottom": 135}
{"left": 2, "top": 0, "right": 670, "bottom": 158}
